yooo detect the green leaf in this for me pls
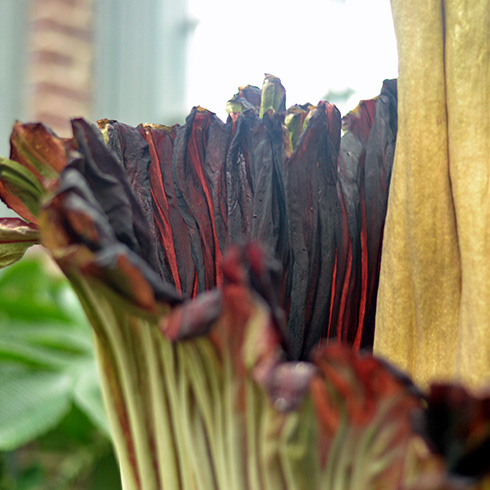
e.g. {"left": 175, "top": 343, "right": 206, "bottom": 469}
{"left": 0, "top": 323, "right": 92, "bottom": 368}
{"left": 0, "top": 256, "right": 108, "bottom": 450}
{"left": 0, "top": 366, "right": 73, "bottom": 450}
{"left": 0, "top": 254, "right": 45, "bottom": 290}
{"left": 16, "top": 323, "right": 92, "bottom": 353}
{"left": 0, "top": 339, "right": 74, "bottom": 369}
{"left": 0, "top": 257, "right": 81, "bottom": 325}
{"left": 0, "top": 294, "right": 76, "bottom": 324}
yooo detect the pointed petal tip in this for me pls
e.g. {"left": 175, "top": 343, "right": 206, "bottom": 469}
{"left": 161, "top": 290, "right": 223, "bottom": 341}
{"left": 260, "top": 361, "right": 317, "bottom": 412}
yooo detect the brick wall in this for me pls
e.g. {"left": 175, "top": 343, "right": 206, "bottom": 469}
{"left": 26, "top": 0, "right": 94, "bottom": 136}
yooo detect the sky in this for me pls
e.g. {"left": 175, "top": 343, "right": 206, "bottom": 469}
{"left": 186, "top": 0, "right": 398, "bottom": 120}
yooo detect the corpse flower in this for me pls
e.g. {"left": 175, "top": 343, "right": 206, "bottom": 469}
{"left": 2, "top": 73, "right": 490, "bottom": 489}
{"left": 0, "top": 74, "right": 410, "bottom": 487}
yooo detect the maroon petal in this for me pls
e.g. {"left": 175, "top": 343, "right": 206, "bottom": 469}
{"left": 71, "top": 119, "right": 162, "bottom": 270}
{"left": 259, "top": 361, "right": 317, "bottom": 412}
{"left": 284, "top": 101, "right": 341, "bottom": 359}
{"left": 334, "top": 79, "right": 398, "bottom": 350}
{"left": 362, "top": 79, "right": 397, "bottom": 347}
{"left": 138, "top": 123, "right": 196, "bottom": 294}
{"left": 162, "top": 290, "right": 223, "bottom": 341}
{"left": 172, "top": 108, "right": 227, "bottom": 294}
{"left": 416, "top": 383, "right": 490, "bottom": 483}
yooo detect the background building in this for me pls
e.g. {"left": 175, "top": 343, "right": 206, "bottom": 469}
{"left": 0, "top": 0, "right": 191, "bottom": 152}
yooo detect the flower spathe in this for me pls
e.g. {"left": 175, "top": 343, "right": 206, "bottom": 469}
{"left": 375, "top": 0, "right": 490, "bottom": 391}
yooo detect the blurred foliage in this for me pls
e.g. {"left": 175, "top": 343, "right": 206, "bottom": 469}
{"left": 0, "top": 249, "right": 121, "bottom": 489}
